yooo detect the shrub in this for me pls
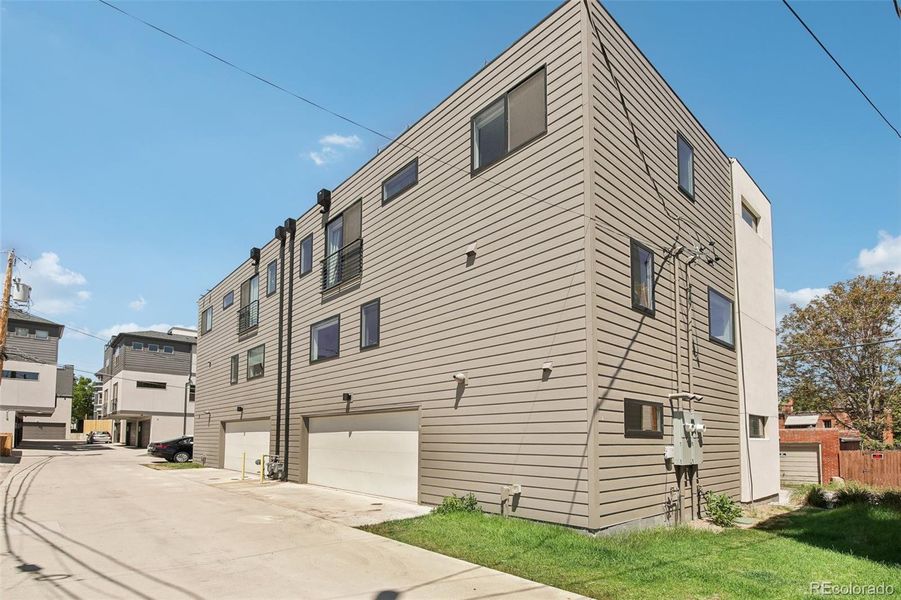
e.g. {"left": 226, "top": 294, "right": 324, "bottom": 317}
{"left": 705, "top": 491, "right": 742, "bottom": 527}
{"left": 434, "top": 493, "right": 481, "bottom": 515}
{"left": 834, "top": 482, "right": 875, "bottom": 507}
{"left": 804, "top": 485, "right": 830, "bottom": 508}
{"left": 877, "top": 488, "right": 901, "bottom": 510}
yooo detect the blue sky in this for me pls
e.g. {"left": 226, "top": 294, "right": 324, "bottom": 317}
{"left": 2, "top": 0, "right": 899, "bottom": 375}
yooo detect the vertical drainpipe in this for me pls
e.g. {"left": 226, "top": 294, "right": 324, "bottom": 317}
{"left": 274, "top": 226, "right": 287, "bottom": 460}
{"left": 282, "top": 217, "right": 297, "bottom": 481}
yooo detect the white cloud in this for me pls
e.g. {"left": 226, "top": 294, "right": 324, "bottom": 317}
{"left": 128, "top": 296, "right": 147, "bottom": 311}
{"left": 856, "top": 231, "right": 901, "bottom": 275}
{"left": 27, "top": 251, "right": 91, "bottom": 315}
{"left": 97, "top": 322, "right": 192, "bottom": 339}
{"left": 775, "top": 287, "right": 828, "bottom": 326}
{"left": 306, "top": 133, "right": 362, "bottom": 166}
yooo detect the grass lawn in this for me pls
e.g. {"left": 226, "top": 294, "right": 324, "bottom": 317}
{"left": 142, "top": 462, "right": 205, "bottom": 470}
{"left": 362, "top": 505, "right": 901, "bottom": 599}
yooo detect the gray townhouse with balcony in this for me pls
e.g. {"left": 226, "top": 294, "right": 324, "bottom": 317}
{"left": 0, "top": 310, "right": 75, "bottom": 445}
{"left": 193, "top": 0, "right": 779, "bottom": 531}
{"left": 99, "top": 328, "right": 197, "bottom": 447}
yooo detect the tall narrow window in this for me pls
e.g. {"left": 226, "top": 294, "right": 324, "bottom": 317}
{"left": 360, "top": 299, "right": 380, "bottom": 349}
{"left": 246, "top": 345, "right": 265, "bottom": 380}
{"left": 223, "top": 291, "right": 234, "bottom": 309}
{"left": 229, "top": 354, "right": 239, "bottom": 385}
{"left": 708, "top": 287, "right": 735, "bottom": 348}
{"left": 311, "top": 315, "right": 340, "bottom": 362}
{"left": 677, "top": 133, "right": 694, "bottom": 200}
{"left": 324, "top": 214, "right": 344, "bottom": 288}
{"left": 741, "top": 202, "right": 759, "bottom": 231}
{"left": 382, "top": 159, "right": 418, "bottom": 204}
{"left": 299, "top": 234, "right": 313, "bottom": 276}
{"left": 630, "top": 240, "right": 655, "bottom": 315}
{"left": 471, "top": 67, "right": 547, "bottom": 173}
{"left": 267, "top": 260, "right": 278, "bottom": 296}
{"left": 624, "top": 399, "right": 664, "bottom": 438}
{"left": 201, "top": 307, "right": 213, "bottom": 334}
{"left": 239, "top": 274, "right": 259, "bottom": 332}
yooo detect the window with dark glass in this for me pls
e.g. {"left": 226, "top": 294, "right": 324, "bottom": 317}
{"left": 300, "top": 234, "right": 313, "bottom": 276}
{"left": 741, "top": 202, "right": 759, "bottom": 231}
{"left": 749, "top": 415, "right": 767, "bottom": 439}
{"left": 677, "top": 133, "right": 694, "bottom": 199}
{"left": 247, "top": 344, "right": 265, "bottom": 380}
{"left": 624, "top": 399, "right": 664, "bottom": 438}
{"left": 382, "top": 159, "right": 418, "bottom": 204}
{"left": 136, "top": 381, "right": 166, "bottom": 389}
{"left": 311, "top": 315, "right": 340, "bottom": 361}
{"left": 472, "top": 67, "right": 546, "bottom": 172}
{"left": 147, "top": 344, "right": 159, "bottom": 352}
{"left": 630, "top": 239, "right": 655, "bottom": 315}
{"left": 823, "top": 419, "right": 832, "bottom": 429}
{"left": 132, "top": 341, "right": 143, "bottom": 351}
{"left": 201, "top": 307, "right": 213, "bottom": 334}
{"left": 360, "top": 299, "right": 380, "bottom": 349}
{"left": 2, "top": 370, "right": 39, "bottom": 380}
{"left": 267, "top": 260, "right": 277, "bottom": 296}
{"left": 239, "top": 274, "right": 260, "bottom": 332}
{"left": 230, "top": 354, "right": 239, "bottom": 385}
{"left": 163, "top": 345, "right": 174, "bottom": 354}
{"left": 708, "top": 287, "right": 735, "bottom": 348}
{"left": 223, "top": 291, "right": 234, "bottom": 309}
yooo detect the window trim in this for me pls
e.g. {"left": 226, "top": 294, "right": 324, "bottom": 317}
{"left": 246, "top": 344, "right": 265, "bottom": 381}
{"left": 162, "top": 345, "right": 174, "bottom": 354}
{"left": 310, "top": 314, "right": 341, "bottom": 363}
{"left": 14, "top": 327, "right": 28, "bottom": 337}
{"left": 201, "top": 307, "right": 213, "bottom": 335}
{"left": 470, "top": 65, "right": 548, "bottom": 175}
{"left": 741, "top": 201, "right": 759, "bottom": 231}
{"left": 676, "top": 132, "right": 695, "bottom": 201}
{"left": 132, "top": 341, "right": 143, "bottom": 351}
{"left": 35, "top": 329, "right": 49, "bottom": 340}
{"left": 707, "top": 286, "right": 735, "bottom": 350}
{"left": 266, "top": 260, "right": 278, "bottom": 296}
{"left": 748, "top": 415, "right": 767, "bottom": 439}
{"left": 229, "top": 354, "right": 239, "bottom": 385}
{"left": 223, "top": 291, "right": 234, "bottom": 310}
{"left": 360, "top": 298, "right": 381, "bottom": 350}
{"left": 629, "top": 239, "right": 656, "bottom": 317}
{"left": 299, "top": 233, "right": 314, "bottom": 278}
{"left": 381, "top": 158, "right": 419, "bottom": 205}
{"left": 623, "top": 398, "right": 664, "bottom": 439}
{"left": 136, "top": 381, "right": 167, "bottom": 390}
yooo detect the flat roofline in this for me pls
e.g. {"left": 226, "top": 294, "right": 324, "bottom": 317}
{"left": 730, "top": 157, "right": 773, "bottom": 205}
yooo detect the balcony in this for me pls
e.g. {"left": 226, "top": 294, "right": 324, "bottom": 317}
{"left": 237, "top": 300, "right": 259, "bottom": 335}
{"left": 321, "top": 239, "right": 363, "bottom": 292}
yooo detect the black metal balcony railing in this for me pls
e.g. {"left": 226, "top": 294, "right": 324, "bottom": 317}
{"left": 237, "top": 300, "right": 259, "bottom": 334}
{"left": 321, "top": 239, "right": 363, "bottom": 291}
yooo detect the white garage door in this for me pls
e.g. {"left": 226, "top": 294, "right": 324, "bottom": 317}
{"left": 780, "top": 443, "right": 821, "bottom": 484}
{"left": 224, "top": 420, "right": 270, "bottom": 475}
{"left": 308, "top": 410, "right": 419, "bottom": 502}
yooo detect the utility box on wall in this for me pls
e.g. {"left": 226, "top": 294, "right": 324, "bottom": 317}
{"left": 672, "top": 410, "right": 705, "bottom": 466}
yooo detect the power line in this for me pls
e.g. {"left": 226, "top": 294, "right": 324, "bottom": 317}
{"left": 777, "top": 337, "right": 900, "bottom": 359}
{"left": 782, "top": 0, "right": 901, "bottom": 139}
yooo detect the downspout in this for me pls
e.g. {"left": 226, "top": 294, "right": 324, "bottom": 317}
{"left": 672, "top": 248, "right": 685, "bottom": 525}
{"left": 282, "top": 218, "right": 297, "bottom": 481}
{"left": 274, "top": 226, "right": 287, "bottom": 461}
{"left": 685, "top": 254, "right": 699, "bottom": 519}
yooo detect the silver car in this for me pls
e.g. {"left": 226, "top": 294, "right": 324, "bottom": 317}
{"left": 87, "top": 431, "right": 112, "bottom": 444}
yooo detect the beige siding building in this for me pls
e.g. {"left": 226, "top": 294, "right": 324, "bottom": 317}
{"left": 194, "top": 0, "right": 776, "bottom": 531}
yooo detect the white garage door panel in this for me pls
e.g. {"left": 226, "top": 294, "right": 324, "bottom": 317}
{"left": 779, "top": 444, "right": 820, "bottom": 484}
{"left": 308, "top": 411, "right": 418, "bottom": 502}
{"left": 224, "top": 420, "right": 270, "bottom": 475}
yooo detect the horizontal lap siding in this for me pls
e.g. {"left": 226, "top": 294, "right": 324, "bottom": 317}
{"left": 588, "top": 1, "right": 740, "bottom": 529}
{"left": 280, "top": 2, "right": 590, "bottom": 527}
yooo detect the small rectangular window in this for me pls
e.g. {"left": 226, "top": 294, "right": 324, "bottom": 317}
{"left": 223, "top": 291, "right": 234, "bottom": 309}
{"left": 189, "top": 385, "right": 195, "bottom": 403}
{"left": 311, "top": 315, "right": 340, "bottom": 362}
{"left": 708, "top": 287, "right": 735, "bottom": 348}
{"left": 360, "top": 299, "right": 380, "bottom": 349}
{"left": 35, "top": 330, "right": 49, "bottom": 340}
{"left": 230, "top": 354, "right": 239, "bottom": 385}
{"left": 472, "top": 67, "right": 547, "bottom": 173}
{"left": 147, "top": 344, "right": 159, "bottom": 352}
{"left": 267, "top": 260, "right": 278, "bottom": 296}
{"left": 624, "top": 399, "right": 663, "bottom": 438}
{"left": 15, "top": 327, "right": 28, "bottom": 337}
{"left": 748, "top": 415, "right": 767, "bottom": 439}
{"left": 1, "top": 370, "right": 39, "bottom": 380}
{"left": 136, "top": 381, "right": 167, "bottom": 389}
{"left": 299, "top": 234, "right": 313, "bottom": 276}
{"left": 132, "top": 342, "right": 143, "bottom": 351}
{"left": 630, "top": 240, "right": 655, "bottom": 315}
{"left": 247, "top": 344, "right": 265, "bottom": 380}
{"left": 677, "top": 133, "right": 694, "bottom": 200}
{"left": 741, "top": 202, "right": 759, "bottom": 231}
{"left": 823, "top": 419, "right": 832, "bottom": 429}
{"left": 201, "top": 307, "right": 213, "bottom": 334}
{"left": 382, "top": 159, "right": 418, "bottom": 204}
{"left": 162, "top": 346, "right": 174, "bottom": 354}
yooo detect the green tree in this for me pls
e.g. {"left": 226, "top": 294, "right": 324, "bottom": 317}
{"left": 778, "top": 273, "right": 901, "bottom": 445}
{"left": 71, "top": 376, "right": 95, "bottom": 422}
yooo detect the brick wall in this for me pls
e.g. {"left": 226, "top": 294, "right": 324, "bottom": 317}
{"left": 779, "top": 428, "right": 847, "bottom": 483}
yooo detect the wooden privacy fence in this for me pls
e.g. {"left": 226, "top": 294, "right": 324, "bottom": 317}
{"left": 839, "top": 451, "right": 901, "bottom": 487}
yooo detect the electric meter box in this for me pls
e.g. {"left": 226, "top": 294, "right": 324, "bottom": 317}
{"left": 672, "top": 409, "right": 704, "bottom": 466}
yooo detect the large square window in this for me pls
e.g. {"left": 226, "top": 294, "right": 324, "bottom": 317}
{"left": 630, "top": 239, "right": 655, "bottom": 315}
{"left": 708, "top": 287, "right": 735, "bottom": 348}
{"left": 311, "top": 316, "right": 340, "bottom": 362}
{"left": 677, "top": 133, "right": 694, "bottom": 200}
{"left": 360, "top": 299, "right": 380, "bottom": 349}
{"left": 624, "top": 399, "right": 664, "bottom": 439}
{"left": 247, "top": 345, "right": 265, "bottom": 380}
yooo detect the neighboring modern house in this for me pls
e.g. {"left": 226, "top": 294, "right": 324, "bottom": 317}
{"left": 193, "top": 0, "right": 778, "bottom": 531}
{"left": 0, "top": 310, "right": 74, "bottom": 444}
{"left": 99, "top": 328, "right": 197, "bottom": 447}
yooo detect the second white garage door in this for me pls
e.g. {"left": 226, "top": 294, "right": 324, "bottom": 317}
{"left": 224, "top": 419, "right": 270, "bottom": 475}
{"left": 780, "top": 443, "right": 821, "bottom": 484}
{"left": 308, "top": 410, "right": 419, "bottom": 502}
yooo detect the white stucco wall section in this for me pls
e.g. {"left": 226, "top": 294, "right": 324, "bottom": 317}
{"left": 0, "top": 360, "right": 58, "bottom": 414}
{"left": 731, "top": 159, "right": 780, "bottom": 502}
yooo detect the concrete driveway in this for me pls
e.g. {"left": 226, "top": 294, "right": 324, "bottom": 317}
{"left": 1, "top": 442, "right": 583, "bottom": 600}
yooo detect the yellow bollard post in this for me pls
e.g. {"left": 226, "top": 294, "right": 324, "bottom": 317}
{"left": 260, "top": 454, "right": 266, "bottom": 483}
{"left": 241, "top": 451, "right": 246, "bottom": 480}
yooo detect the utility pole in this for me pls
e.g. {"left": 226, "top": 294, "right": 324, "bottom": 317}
{"left": 0, "top": 249, "right": 15, "bottom": 384}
